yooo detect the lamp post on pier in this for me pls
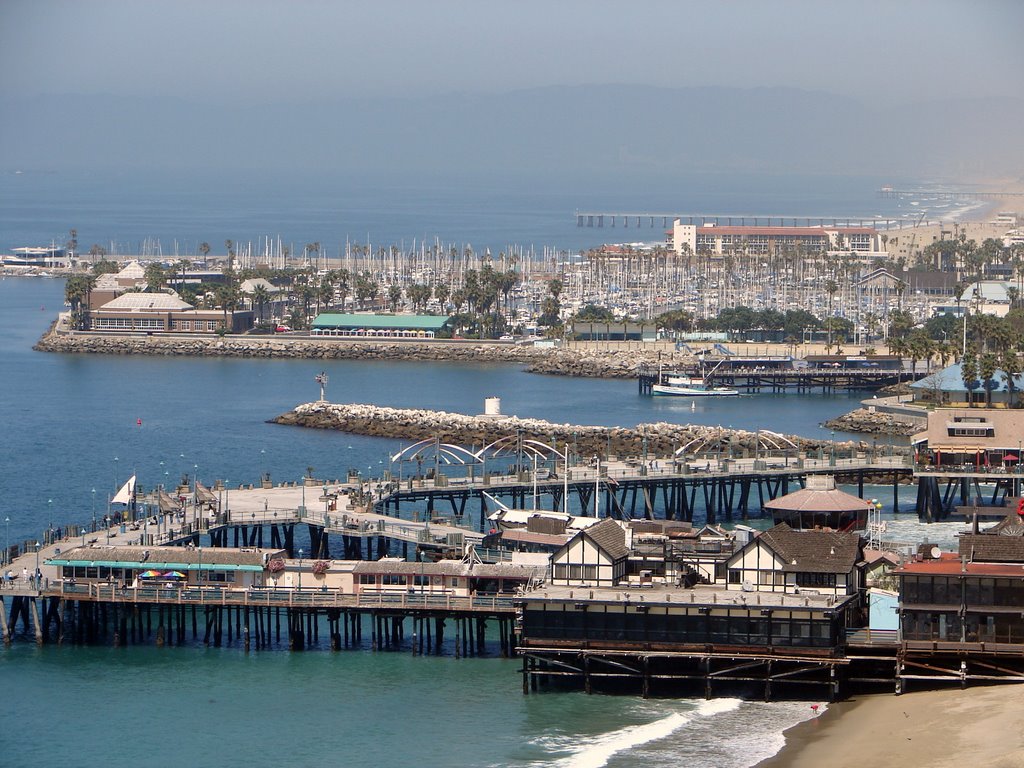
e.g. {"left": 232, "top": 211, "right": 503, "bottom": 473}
{"left": 4, "top": 516, "right": 9, "bottom": 567}
{"left": 91, "top": 488, "right": 96, "bottom": 534}
{"left": 34, "top": 541, "right": 41, "bottom": 590}
{"left": 297, "top": 548, "right": 304, "bottom": 590}
{"left": 47, "top": 498, "right": 52, "bottom": 544}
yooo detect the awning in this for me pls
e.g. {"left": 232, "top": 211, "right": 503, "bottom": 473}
{"left": 45, "top": 558, "right": 264, "bottom": 572}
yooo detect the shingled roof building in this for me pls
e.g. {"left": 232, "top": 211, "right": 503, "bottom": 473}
{"left": 550, "top": 518, "right": 630, "bottom": 587}
{"left": 723, "top": 523, "right": 863, "bottom": 597}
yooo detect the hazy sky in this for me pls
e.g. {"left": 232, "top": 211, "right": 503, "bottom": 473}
{"left": 2, "top": 0, "right": 1021, "bottom": 106}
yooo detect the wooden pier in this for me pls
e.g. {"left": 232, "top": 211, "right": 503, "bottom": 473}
{"left": 913, "top": 467, "right": 1024, "bottom": 522}
{"left": 374, "top": 455, "right": 911, "bottom": 528}
{"left": 575, "top": 211, "right": 903, "bottom": 230}
{"left": 638, "top": 365, "right": 911, "bottom": 395}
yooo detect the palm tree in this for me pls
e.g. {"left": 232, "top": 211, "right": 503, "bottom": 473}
{"left": 434, "top": 283, "right": 450, "bottom": 311}
{"left": 64, "top": 274, "right": 96, "bottom": 329}
{"left": 251, "top": 285, "right": 271, "bottom": 323}
{"left": 961, "top": 350, "right": 978, "bottom": 407}
{"left": 979, "top": 352, "right": 999, "bottom": 407}
{"left": 1000, "top": 349, "right": 1023, "bottom": 408}
{"left": 387, "top": 284, "right": 403, "bottom": 312}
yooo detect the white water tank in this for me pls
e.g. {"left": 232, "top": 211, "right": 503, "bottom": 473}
{"left": 484, "top": 397, "right": 502, "bottom": 417}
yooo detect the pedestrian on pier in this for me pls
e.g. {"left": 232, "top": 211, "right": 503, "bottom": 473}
{"left": 22, "top": 567, "right": 29, "bottom": 583}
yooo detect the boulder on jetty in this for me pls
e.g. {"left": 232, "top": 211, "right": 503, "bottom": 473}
{"left": 272, "top": 401, "right": 874, "bottom": 459}
{"left": 823, "top": 408, "right": 921, "bottom": 437}
{"left": 34, "top": 328, "right": 685, "bottom": 380}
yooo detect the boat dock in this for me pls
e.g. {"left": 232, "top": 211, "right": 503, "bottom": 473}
{"left": 638, "top": 365, "right": 911, "bottom": 395}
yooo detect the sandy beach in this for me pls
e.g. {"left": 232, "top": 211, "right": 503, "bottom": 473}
{"left": 758, "top": 685, "right": 1024, "bottom": 768}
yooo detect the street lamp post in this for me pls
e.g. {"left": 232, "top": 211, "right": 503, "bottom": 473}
{"left": 113, "top": 456, "right": 119, "bottom": 494}
{"left": 4, "top": 516, "right": 9, "bottom": 567}
{"left": 91, "top": 488, "right": 96, "bottom": 533}
{"left": 297, "top": 548, "right": 304, "bottom": 590}
{"left": 47, "top": 499, "right": 52, "bottom": 543}
{"left": 81, "top": 526, "right": 86, "bottom": 547}
{"left": 34, "top": 541, "right": 41, "bottom": 590}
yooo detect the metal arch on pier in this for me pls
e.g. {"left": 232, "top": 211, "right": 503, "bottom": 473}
{"left": 390, "top": 438, "right": 481, "bottom": 466}
{"left": 475, "top": 435, "right": 567, "bottom": 461}
{"left": 675, "top": 429, "right": 798, "bottom": 457}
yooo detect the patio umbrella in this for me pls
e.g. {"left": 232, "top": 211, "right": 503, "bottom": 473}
{"left": 139, "top": 570, "right": 161, "bottom": 578}
{"left": 163, "top": 571, "right": 186, "bottom": 579}
{"left": 1005, "top": 454, "right": 1019, "bottom": 462}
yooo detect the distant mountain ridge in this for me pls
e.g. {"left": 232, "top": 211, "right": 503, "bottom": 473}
{"left": 2, "top": 85, "right": 1021, "bottom": 182}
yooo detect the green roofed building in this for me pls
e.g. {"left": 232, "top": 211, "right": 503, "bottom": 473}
{"left": 311, "top": 313, "right": 451, "bottom": 338}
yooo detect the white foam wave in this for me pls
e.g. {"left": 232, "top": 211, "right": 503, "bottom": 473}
{"left": 554, "top": 698, "right": 742, "bottom": 768}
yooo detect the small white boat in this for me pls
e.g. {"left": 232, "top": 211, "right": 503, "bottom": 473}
{"left": 651, "top": 359, "right": 739, "bottom": 397}
{"left": 652, "top": 375, "right": 739, "bottom": 397}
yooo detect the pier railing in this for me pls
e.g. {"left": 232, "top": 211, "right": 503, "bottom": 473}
{"left": 50, "top": 582, "right": 517, "bottom": 613}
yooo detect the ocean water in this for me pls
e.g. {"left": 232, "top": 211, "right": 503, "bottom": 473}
{"left": 0, "top": 277, "right": 884, "bottom": 546}
{"left": 0, "top": 172, "right": 933, "bottom": 767}
{"left": 0, "top": 167, "right": 918, "bottom": 256}
{"left": 0, "top": 643, "right": 825, "bottom": 768}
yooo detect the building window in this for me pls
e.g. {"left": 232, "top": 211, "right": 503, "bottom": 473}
{"left": 795, "top": 572, "right": 837, "bottom": 588}
{"left": 359, "top": 574, "right": 376, "bottom": 585}
{"left": 728, "top": 569, "right": 741, "bottom": 584}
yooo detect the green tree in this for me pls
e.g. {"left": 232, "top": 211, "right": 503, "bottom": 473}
{"left": 64, "top": 274, "right": 97, "bottom": 329}
{"left": 143, "top": 263, "right": 166, "bottom": 292}
{"left": 1000, "top": 349, "right": 1023, "bottom": 408}
{"left": 387, "top": 284, "right": 403, "bottom": 312}
{"left": 91, "top": 259, "right": 119, "bottom": 276}
{"left": 251, "top": 284, "right": 271, "bottom": 323}
{"left": 573, "top": 304, "right": 616, "bottom": 322}
{"left": 434, "top": 283, "right": 450, "bottom": 310}
{"left": 960, "top": 350, "right": 978, "bottom": 406}
{"left": 979, "top": 352, "right": 999, "bottom": 407}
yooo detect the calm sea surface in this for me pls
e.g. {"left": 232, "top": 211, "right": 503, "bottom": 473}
{"left": 0, "top": 173, "right": 941, "bottom": 767}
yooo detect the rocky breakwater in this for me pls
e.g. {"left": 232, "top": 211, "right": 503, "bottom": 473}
{"left": 33, "top": 330, "right": 689, "bottom": 378}
{"left": 272, "top": 401, "right": 868, "bottom": 460}
{"left": 824, "top": 408, "right": 922, "bottom": 437}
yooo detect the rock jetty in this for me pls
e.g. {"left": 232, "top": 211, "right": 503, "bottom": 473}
{"left": 34, "top": 329, "right": 685, "bottom": 379}
{"left": 272, "top": 401, "right": 864, "bottom": 459}
{"left": 823, "top": 408, "right": 922, "bottom": 437}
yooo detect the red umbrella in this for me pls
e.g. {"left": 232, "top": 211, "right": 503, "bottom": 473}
{"left": 1004, "top": 454, "right": 1019, "bottom": 462}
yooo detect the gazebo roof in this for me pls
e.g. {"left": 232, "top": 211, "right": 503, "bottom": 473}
{"left": 763, "top": 476, "right": 872, "bottom": 513}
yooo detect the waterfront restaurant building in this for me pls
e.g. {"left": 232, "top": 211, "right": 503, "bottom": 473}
{"left": 672, "top": 220, "right": 881, "bottom": 256}
{"left": 723, "top": 523, "right": 863, "bottom": 598}
{"left": 911, "top": 408, "right": 1024, "bottom": 470}
{"left": 549, "top": 519, "right": 630, "bottom": 587}
{"left": 310, "top": 313, "right": 451, "bottom": 338}
{"left": 898, "top": 533, "right": 1024, "bottom": 647}
{"left": 47, "top": 545, "right": 281, "bottom": 589}
{"left": 910, "top": 364, "right": 1024, "bottom": 408}
{"left": 87, "top": 292, "right": 255, "bottom": 334}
